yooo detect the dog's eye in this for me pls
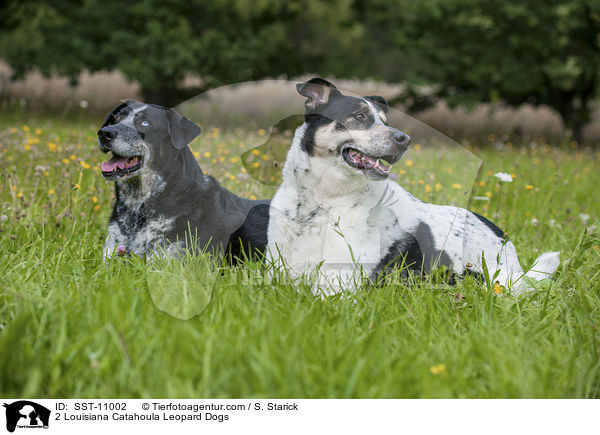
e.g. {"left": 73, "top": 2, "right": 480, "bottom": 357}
{"left": 354, "top": 112, "right": 366, "bottom": 121}
{"left": 140, "top": 120, "right": 150, "bottom": 127}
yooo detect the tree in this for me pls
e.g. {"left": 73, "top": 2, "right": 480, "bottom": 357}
{"left": 0, "top": 0, "right": 363, "bottom": 106}
{"left": 386, "top": 0, "right": 600, "bottom": 143}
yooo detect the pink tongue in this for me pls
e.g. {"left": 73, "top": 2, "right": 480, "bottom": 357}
{"left": 101, "top": 156, "right": 129, "bottom": 172}
{"left": 363, "top": 155, "right": 377, "bottom": 166}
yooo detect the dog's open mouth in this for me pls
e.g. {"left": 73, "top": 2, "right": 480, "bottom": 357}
{"left": 101, "top": 153, "right": 143, "bottom": 178}
{"left": 342, "top": 147, "right": 398, "bottom": 178}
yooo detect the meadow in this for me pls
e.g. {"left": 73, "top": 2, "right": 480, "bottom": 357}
{"left": 0, "top": 111, "right": 599, "bottom": 398}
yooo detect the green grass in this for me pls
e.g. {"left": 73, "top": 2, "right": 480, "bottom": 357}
{"left": 0, "top": 114, "right": 599, "bottom": 398}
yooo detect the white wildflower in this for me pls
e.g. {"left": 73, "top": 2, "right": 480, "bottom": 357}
{"left": 473, "top": 196, "right": 490, "bottom": 201}
{"left": 579, "top": 213, "right": 590, "bottom": 224}
{"left": 494, "top": 172, "right": 513, "bottom": 183}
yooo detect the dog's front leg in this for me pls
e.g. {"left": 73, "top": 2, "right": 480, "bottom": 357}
{"left": 102, "top": 221, "right": 127, "bottom": 261}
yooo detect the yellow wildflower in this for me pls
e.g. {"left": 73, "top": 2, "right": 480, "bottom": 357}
{"left": 429, "top": 363, "right": 447, "bottom": 376}
{"left": 435, "top": 182, "right": 442, "bottom": 192}
{"left": 48, "top": 189, "right": 55, "bottom": 195}
{"left": 452, "top": 183, "right": 462, "bottom": 190}
{"left": 203, "top": 151, "right": 211, "bottom": 158}
{"left": 405, "top": 159, "right": 413, "bottom": 167}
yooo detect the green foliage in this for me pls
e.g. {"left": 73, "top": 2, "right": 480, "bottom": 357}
{"left": 0, "top": 0, "right": 363, "bottom": 106}
{"left": 387, "top": 0, "right": 600, "bottom": 141}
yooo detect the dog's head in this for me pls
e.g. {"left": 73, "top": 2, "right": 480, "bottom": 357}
{"left": 97, "top": 100, "right": 201, "bottom": 180}
{"left": 296, "top": 78, "right": 410, "bottom": 180}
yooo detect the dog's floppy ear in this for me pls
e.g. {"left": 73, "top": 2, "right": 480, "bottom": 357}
{"left": 166, "top": 109, "right": 202, "bottom": 149}
{"left": 364, "top": 95, "right": 389, "bottom": 113}
{"left": 296, "top": 77, "right": 339, "bottom": 111}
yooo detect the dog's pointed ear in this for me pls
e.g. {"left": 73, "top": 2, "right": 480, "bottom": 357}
{"left": 166, "top": 109, "right": 202, "bottom": 149}
{"left": 296, "top": 78, "right": 339, "bottom": 111}
{"left": 364, "top": 95, "right": 389, "bottom": 113}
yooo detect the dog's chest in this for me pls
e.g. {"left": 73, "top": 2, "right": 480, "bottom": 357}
{"left": 271, "top": 194, "right": 390, "bottom": 271}
{"left": 112, "top": 200, "right": 175, "bottom": 255}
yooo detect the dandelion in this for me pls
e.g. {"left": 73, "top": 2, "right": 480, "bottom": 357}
{"left": 16, "top": 192, "right": 23, "bottom": 198}
{"left": 399, "top": 169, "right": 407, "bottom": 175}
{"left": 251, "top": 149, "right": 261, "bottom": 156}
{"left": 485, "top": 191, "right": 492, "bottom": 198}
{"left": 418, "top": 179, "right": 424, "bottom": 185}
{"left": 74, "top": 184, "right": 81, "bottom": 190}
{"left": 10, "top": 128, "right": 17, "bottom": 134}
{"left": 62, "top": 158, "right": 69, "bottom": 165}
{"left": 69, "top": 154, "right": 76, "bottom": 160}
{"left": 257, "top": 129, "right": 266, "bottom": 136}
{"left": 47, "top": 142, "right": 57, "bottom": 151}
{"left": 429, "top": 363, "right": 447, "bottom": 376}
{"left": 493, "top": 282, "right": 503, "bottom": 294}
{"left": 249, "top": 194, "right": 257, "bottom": 200}
{"left": 22, "top": 125, "right": 30, "bottom": 133}
{"left": 230, "top": 157, "right": 239, "bottom": 163}
{"left": 414, "top": 144, "right": 421, "bottom": 151}
{"left": 43, "top": 171, "right": 49, "bottom": 177}
{"left": 452, "top": 183, "right": 462, "bottom": 190}
{"left": 24, "top": 144, "right": 31, "bottom": 151}
{"left": 203, "top": 151, "right": 211, "bottom": 158}
{"left": 424, "top": 184, "right": 432, "bottom": 193}
{"left": 252, "top": 162, "right": 260, "bottom": 168}
{"left": 405, "top": 159, "right": 413, "bottom": 167}
{"left": 494, "top": 172, "right": 513, "bottom": 183}
{"left": 94, "top": 204, "right": 101, "bottom": 212}
{"left": 48, "top": 189, "right": 55, "bottom": 195}
{"left": 435, "top": 182, "right": 442, "bottom": 192}
{"left": 35, "top": 128, "right": 43, "bottom": 135}
{"left": 525, "top": 185, "right": 533, "bottom": 190}
{"left": 479, "top": 181, "right": 485, "bottom": 187}
{"left": 92, "top": 196, "right": 98, "bottom": 203}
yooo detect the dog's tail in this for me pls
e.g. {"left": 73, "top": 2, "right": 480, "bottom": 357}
{"left": 524, "top": 251, "right": 561, "bottom": 282}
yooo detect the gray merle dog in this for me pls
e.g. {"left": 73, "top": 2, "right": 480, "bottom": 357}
{"left": 98, "top": 100, "right": 269, "bottom": 261}
{"left": 267, "top": 78, "right": 560, "bottom": 295}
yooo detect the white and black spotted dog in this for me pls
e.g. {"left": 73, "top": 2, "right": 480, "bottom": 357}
{"left": 99, "top": 100, "right": 269, "bottom": 261}
{"left": 267, "top": 78, "right": 560, "bottom": 295}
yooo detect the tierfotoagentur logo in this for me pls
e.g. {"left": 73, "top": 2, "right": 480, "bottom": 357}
{"left": 3, "top": 401, "right": 50, "bottom": 433}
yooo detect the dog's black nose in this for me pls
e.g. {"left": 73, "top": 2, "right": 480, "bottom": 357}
{"left": 98, "top": 127, "right": 116, "bottom": 141}
{"left": 392, "top": 129, "right": 410, "bottom": 147}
